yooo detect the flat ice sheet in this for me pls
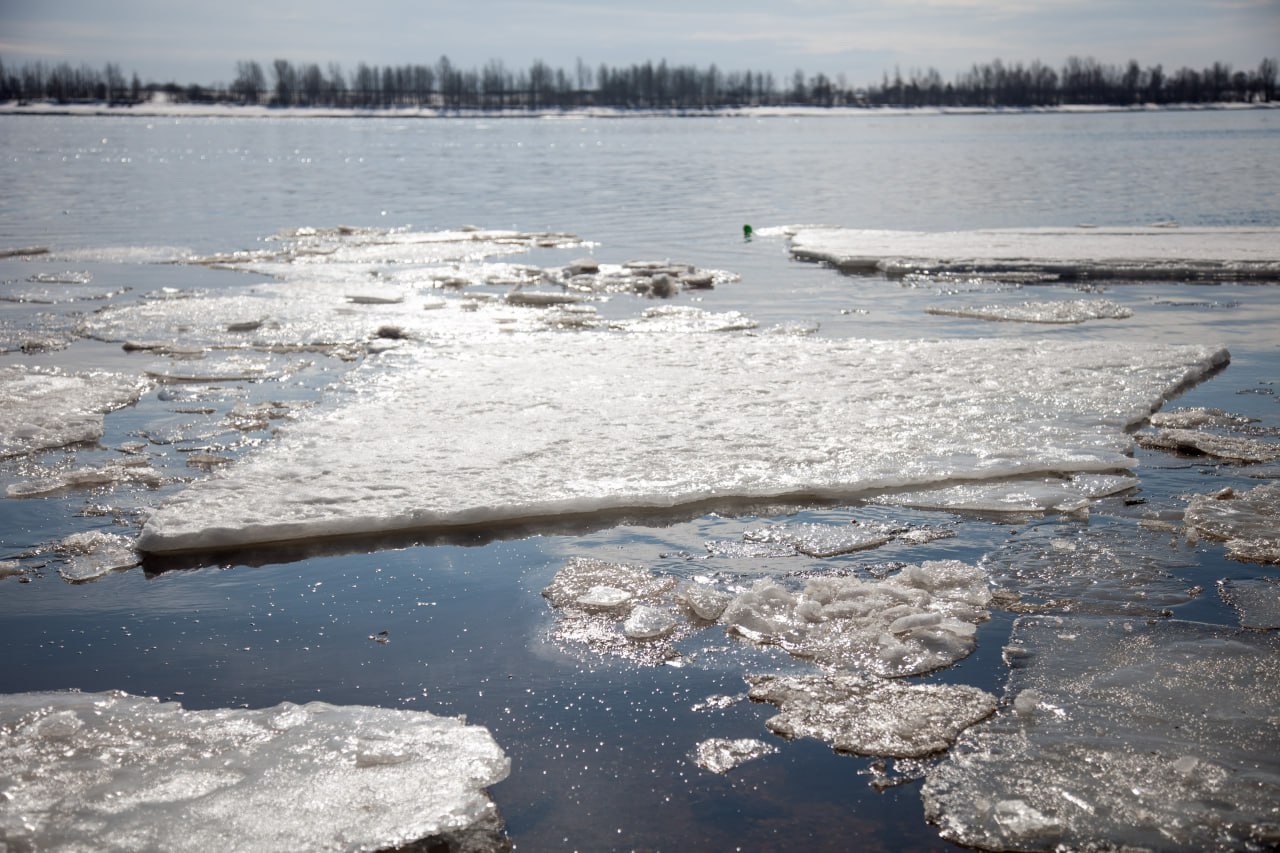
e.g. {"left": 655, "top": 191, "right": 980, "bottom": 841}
{"left": 783, "top": 226, "right": 1280, "bottom": 279}
{"left": 137, "top": 334, "right": 1227, "bottom": 554}
{"left": 0, "top": 690, "right": 510, "bottom": 852}
{"left": 922, "top": 616, "right": 1280, "bottom": 852}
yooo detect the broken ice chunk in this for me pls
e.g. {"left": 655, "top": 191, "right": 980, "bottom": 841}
{"left": 575, "top": 585, "right": 634, "bottom": 612}
{"left": 747, "top": 673, "right": 996, "bottom": 758}
{"left": 0, "top": 690, "right": 510, "bottom": 852}
{"left": 693, "top": 738, "right": 779, "bottom": 774}
{"left": 623, "top": 605, "right": 679, "bottom": 640}
{"left": 1184, "top": 483, "right": 1280, "bottom": 564}
{"left": 0, "top": 366, "right": 149, "bottom": 459}
{"left": 1137, "top": 428, "right": 1280, "bottom": 463}
{"left": 56, "top": 531, "right": 139, "bottom": 583}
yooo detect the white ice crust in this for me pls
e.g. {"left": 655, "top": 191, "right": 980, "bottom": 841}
{"left": 925, "top": 298, "right": 1132, "bottom": 324}
{"left": 0, "top": 690, "right": 510, "bottom": 852}
{"left": 786, "top": 226, "right": 1280, "bottom": 279}
{"left": 0, "top": 367, "right": 149, "bottom": 458}
{"left": 137, "top": 335, "right": 1226, "bottom": 554}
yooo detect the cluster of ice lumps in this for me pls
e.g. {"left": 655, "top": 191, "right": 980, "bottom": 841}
{"left": 747, "top": 674, "right": 996, "bottom": 758}
{"left": 0, "top": 366, "right": 150, "bottom": 458}
{"left": 784, "top": 225, "right": 1280, "bottom": 280}
{"left": 722, "top": 560, "right": 992, "bottom": 676}
{"left": 1184, "top": 483, "right": 1280, "bottom": 563}
{"left": 926, "top": 298, "right": 1132, "bottom": 324}
{"left": 0, "top": 690, "right": 510, "bottom": 852}
{"left": 923, "top": 616, "right": 1280, "bottom": 852}
{"left": 136, "top": 334, "right": 1227, "bottom": 555}
{"left": 79, "top": 226, "right": 742, "bottom": 359}
{"left": 543, "top": 556, "right": 992, "bottom": 677}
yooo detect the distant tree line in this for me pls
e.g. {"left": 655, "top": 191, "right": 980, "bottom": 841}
{"left": 2, "top": 54, "right": 1276, "bottom": 110}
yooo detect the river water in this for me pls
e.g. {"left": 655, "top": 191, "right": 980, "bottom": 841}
{"left": 1, "top": 108, "right": 1278, "bottom": 851}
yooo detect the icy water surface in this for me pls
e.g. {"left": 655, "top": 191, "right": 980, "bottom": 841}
{"left": 1, "top": 110, "right": 1279, "bottom": 851}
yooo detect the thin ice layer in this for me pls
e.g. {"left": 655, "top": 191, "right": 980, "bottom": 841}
{"left": 786, "top": 226, "right": 1280, "bottom": 279}
{"left": 922, "top": 616, "right": 1280, "bottom": 852}
{"left": 0, "top": 367, "right": 149, "bottom": 458}
{"left": 137, "top": 335, "right": 1226, "bottom": 554}
{"left": 747, "top": 674, "right": 996, "bottom": 758}
{"left": 0, "top": 690, "right": 510, "bottom": 852}
{"left": 926, "top": 299, "right": 1132, "bottom": 324}
{"left": 1218, "top": 579, "right": 1280, "bottom": 630}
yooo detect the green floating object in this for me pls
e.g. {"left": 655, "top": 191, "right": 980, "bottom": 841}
{"left": 743, "top": 224, "right": 753, "bottom": 239}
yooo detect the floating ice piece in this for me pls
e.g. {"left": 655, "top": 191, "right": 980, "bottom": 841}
{"left": 1218, "top": 578, "right": 1280, "bottom": 630}
{"left": 693, "top": 738, "right": 779, "bottom": 774}
{"left": 543, "top": 557, "right": 677, "bottom": 609}
{"left": 0, "top": 367, "right": 149, "bottom": 459}
{"left": 1136, "top": 428, "right": 1280, "bottom": 463}
{"left": 7, "top": 458, "right": 164, "bottom": 498}
{"left": 876, "top": 473, "right": 1138, "bottom": 514}
{"left": 0, "top": 690, "right": 510, "bottom": 852}
{"left": 747, "top": 673, "right": 996, "bottom": 758}
{"left": 923, "top": 616, "right": 1280, "bottom": 852}
{"left": 55, "top": 531, "right": 139, "bottom": 582}
{"left": 1184, "top": 483, "right": 1280, "bottom": 564}
{"left": 721, "top": 560, "right": 992, "bottom": 677}
{"left": 136, "top": 335, "right": 1225, "bottom": 555}
{"left": 926, "top": 298, "right": 1132, "bottom": 324}
{"left": 787, "top": 226, "right": 1280, "bottom": 280}
{"left": 744, "top": 522, "right": 899, "bottom": 557}
{"left": 504, "top": 289, "right": 583, "bottom": 306}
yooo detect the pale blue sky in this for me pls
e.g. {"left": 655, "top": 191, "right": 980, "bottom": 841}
{"left": 1, "top": 0, "right": 1276, "bottom": 86}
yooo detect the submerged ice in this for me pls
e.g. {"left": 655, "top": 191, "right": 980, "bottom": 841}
{"left": 0, "top": 690, "right": 510, "bottom": 852}
{"left": 136, "top": 335, "right": 1227, "bottom": 554}
{"left": 923, "top": 616, "right": 1280, "bottom": 852}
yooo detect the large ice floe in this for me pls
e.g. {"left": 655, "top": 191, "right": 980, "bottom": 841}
{"left": 780, "top": 225, "right": 1280, "bottom": 280}
{"left": 923, "top": 615, "right": 1280, "bottom": 852}
{"left": 0, "top": 366, "right": 150, "bottom": 458}
{"left": 136, "top": 335, "right": 1227, "bottom": 555}
{"left": 0, "top": 690, "right": 510, "bottom": 852}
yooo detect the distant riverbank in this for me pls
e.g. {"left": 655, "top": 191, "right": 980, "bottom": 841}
{"left": 4, "top": 97, "right": 1277, "bottom": 120}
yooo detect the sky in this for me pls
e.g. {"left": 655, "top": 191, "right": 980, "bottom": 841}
{"left": 1, "top": 0, "right": 1276, "bottom": 87}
